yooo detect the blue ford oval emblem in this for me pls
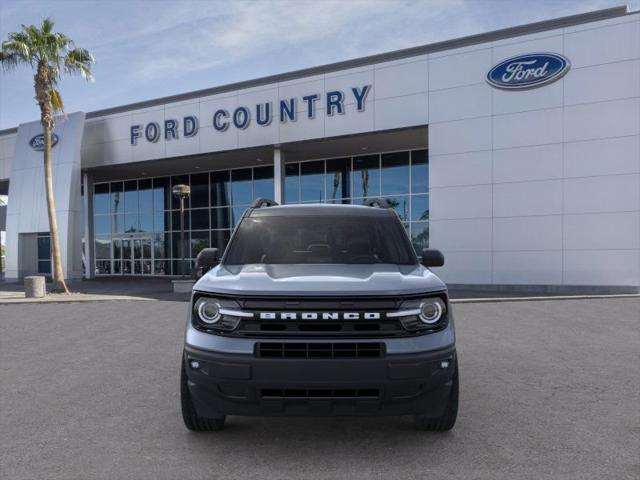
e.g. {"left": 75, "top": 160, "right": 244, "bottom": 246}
{"left": 29, "top": 133, "right": 59, "bottom": 151}
{"left": 487, "top": 53, "right": 570, "bottom": 90}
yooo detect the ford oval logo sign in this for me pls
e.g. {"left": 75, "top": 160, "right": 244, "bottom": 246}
{"left": 29, "top": 133, "right": 59, "bottom": 151}
{"left": 487, "top": 53, "right": 570, "bottom": 90}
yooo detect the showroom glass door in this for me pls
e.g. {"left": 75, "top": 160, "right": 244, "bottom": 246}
{"left": 113, "top": 236, "right": 154, "bottom": 275}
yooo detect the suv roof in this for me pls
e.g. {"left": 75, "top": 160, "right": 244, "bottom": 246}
{"left": 248, "top": 203, "right": 396, "bottom": 217}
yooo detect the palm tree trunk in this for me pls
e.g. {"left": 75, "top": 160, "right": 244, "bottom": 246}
{"left": 43, "top": 122, "right": 68, "bottom": 293}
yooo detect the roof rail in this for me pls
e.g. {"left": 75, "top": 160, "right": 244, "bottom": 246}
{"left": 363, "top": 197, "right": 390, "bottom": 209}
{"left": 250, "top": 198, "right": 279, "bottom": 208}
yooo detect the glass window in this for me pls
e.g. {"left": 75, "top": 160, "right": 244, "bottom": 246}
{"left": 190, "top": 231, "right": 209, "bottom": 257}
{"left": 326, "top": 158, "right": 350, "bottom": 203}
{"left": 172, "top": 232, "right": 188, "bottom": 259}
{"left": 211, "top": 207, "right": 231, "bottom": 229}
{"left": 138, "top": 179, "right": 153, "bottom": 212}
{"left": 285, "top": 163, "right": 300, "bottom": 204}
{"left": 171, "top": 210, "right": 190, "bottom": 231}
{"left": 352, "top": 155, "right": 380, "bottom": 198}
{"left": 191, "top": 208, "right": 209, "bottom": 230}
{"left": 381, "top": 151, "right": 410, "bottom": 195}
{"left": 300, "top": 161, "right": 324, "bottom": 202}
{"left": 190, "top": 173, "right": 209, "bottom": 208}
{"left": 153, "top": 177, "right": 170, "bottom": 211}
{"left": 37, "top": 235, "right": 50, "bottom": 260}
{"left": 211, "top": 171, "right": 231, "bottom": 207}
{"left": 153, "top": 233, "right": 168, "bottom": 258}
{"left": 124, "top": 213, "right": 139, "bottom": 233}
{"left": 153, "top": 211, "right": 168, "bottom": 232}
{"left": 94, "top": 215, "right": 110, "bottom": 235}
{"left": 38, "top": 260, "right": 51, "bottom": 274}
{"left": 411, "top": 194, "right": 429, "bottom": 221}
{"left": 111, "top": 214, "right": 124, "bottom": 234}
{"left": 113, "top": 238, "right": 122, "bottom": 260}
{"left": 96, "top": 260, "right": 111, "bottom": 275}
{"left": 232, "top": 205, "right": 248, "bottom": 226}
{"left": 211, "top": 230, "right": 231, "bottom": 251}
{"left": 411, "top": 149, "right": 428, "bottom": 193}
{"left": 124, "top": 180, "right": 138, "bottom": 212}
{"left": 385, "top": 196, "right": 409, "bottom": 221}
{"left": 171, "top": 175, "right": 190, "bottom": 209}
{"left": 411, "top": 222, "right": 429, "bottom": 253}
{"left": 231, "top": 168, "right": 252, "bottom": 205}
{"left": 94, "top": 183, "right": 110, "bottom": 214}
{"left": 139, "top": 212, "right": 153, "bottom": 232}
{"left": 253, "top": 166, "right": 274, "bottom": 200}
{"left": 95, "top": 237, "right": 111, "bottom": 259}
{"left": 111, "top": 182, "right": 123, "bottom": 215}
{"left": 224, "top": 215, "right": 416, "bottom": 265}
{"left": 154, "top": 260, "right": 170, "bottom": 275}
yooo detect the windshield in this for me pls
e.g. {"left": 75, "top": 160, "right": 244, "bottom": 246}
{"left": 223, "top": 214, "right": 417, "bottom": 265}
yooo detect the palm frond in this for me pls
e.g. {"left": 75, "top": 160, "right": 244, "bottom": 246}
{"left": 64, "top": 47, "right": 94, "bottom": 81}
{"left": 50, "top": 88, "right": 64, "bottom": 113}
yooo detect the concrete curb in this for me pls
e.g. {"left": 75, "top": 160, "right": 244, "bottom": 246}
{"left": 0, "top": 295, "right": 155, "bottom": 304}
{"left": 451, "top": 293, "right": 640, "bottom": 304}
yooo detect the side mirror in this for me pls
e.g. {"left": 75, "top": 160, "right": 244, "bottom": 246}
{"left": 194, "top": 248, "right": 220, "bottom": 278}
{"left": 421, "top": 248, "right": 444, "bottom": 267}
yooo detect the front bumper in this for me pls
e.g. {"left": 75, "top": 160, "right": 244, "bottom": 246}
{"left": 184, "top": 343, "right": 456, "bottom": 417}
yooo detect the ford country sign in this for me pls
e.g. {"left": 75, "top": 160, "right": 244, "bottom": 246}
{"left": 29, "top": 133, "right": 59, "bottom": 151}
{"left": 487, "top": 53, "right": 570, "bottom": 90}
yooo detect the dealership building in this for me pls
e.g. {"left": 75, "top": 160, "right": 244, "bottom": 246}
{"left": 0, "top": 6, "right": 639, "bottom": 292}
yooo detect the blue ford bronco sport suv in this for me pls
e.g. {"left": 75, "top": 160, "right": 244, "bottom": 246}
{"left": 181, "top": 198, "right": 458, "bottom": 431}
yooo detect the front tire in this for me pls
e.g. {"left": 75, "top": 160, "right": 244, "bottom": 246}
{"left": 181, "top": 358, "right": 226, "bottom": 431}
{"left": 414, "top": 359, "right": 459, "bottom": 431}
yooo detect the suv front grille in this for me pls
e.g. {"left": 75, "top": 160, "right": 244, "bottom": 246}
{"left": 261, "top": 388, "right": 380, "bottom": 399}
{"left": 229, "top": 296, "right": 412, "bottom": 338}
{"left": 256, "top": 342, "right": 385, "bottom": 358}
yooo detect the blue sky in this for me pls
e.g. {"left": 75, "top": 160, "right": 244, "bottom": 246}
{"left": 0, "top": 0, "right": 635, "bottom": 130}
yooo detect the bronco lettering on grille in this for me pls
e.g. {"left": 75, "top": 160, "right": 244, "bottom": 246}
{"left": 258, "top": 312, "right": 382, "bottom": 320}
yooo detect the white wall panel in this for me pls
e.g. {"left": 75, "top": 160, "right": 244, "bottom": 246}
{"left": 564, "top": 20, "right": 640, "bottom": 68}
{"left": 429, "top": 184, "right": 492, "bottom": 220}
{"left": 492, "top": 33, "right": 563, "bottom": 60}
{"left": 563, "top": 250, "right": 640, "bottom": 286}
{"left": 428, "top": 48, "right": 492, "bottom": 90}
{"left": 429, "top": 150, "right": 492, "bottom": 187}
{"left": 493, "top": 215, "right": 563, "bottom": 251}
{"left": 279, "top": 113, "right": 325, "bottom": 143}
{"left": 563, "top": 174, "right": 640, "bottom": 214}
{"left": 492, "top": 80, "right": 563, "bottom": 116}
{"left": 431, "top": 252, "right": 492, "bottom": 284}
{"left": 564, "top": 212, "right": 640, "bottom": 250}
{"left": 493, "top": 143, "right": 562, "bottom": 183}
{"left": 564, "top": 135, "right": 640, "bottom": 178}
{"left": 324, "top": 68, "right": 374, "bottom": 107}
{"left": 325, "top": 103, "right": 374, "bottom": 138}
{"left": 564, "top": 98, "right": 640, "bottom": 142}
{"left": 374, "top": 60, "right": 427, "bottom": 100}
{"left": 428, "top": 84, "right": 491, "bottom": 123}
{"left": 373, "top": 93, "right": 428, "bottom": 131}
{"left": 493, "top": 251, "right": 563, "bottom": 284}
{"left": 493, "top": 108, "right": 562, "bottom": 149}
{"left": 429, "top": 218, "right": 492, "bottom": 251}
{"left": 429, "top": 116, "right": 491, "bottom": 155}
{"left": 564, "top": 60, "right": 640, "bottom": 106}
{"left": 493, "top": 180, "right": 562, "bottom": 217}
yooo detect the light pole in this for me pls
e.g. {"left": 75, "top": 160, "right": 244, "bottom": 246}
{"left": 172, "top": 184, "right": 191, "bottom": 278}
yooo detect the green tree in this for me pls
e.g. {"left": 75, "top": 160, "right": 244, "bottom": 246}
{"left": 0, "top": 18, "right": 94, "bottom": 292}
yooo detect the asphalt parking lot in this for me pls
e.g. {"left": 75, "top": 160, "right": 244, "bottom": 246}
{"left": 1, "top": 297, "right": 638, "bottom": 480}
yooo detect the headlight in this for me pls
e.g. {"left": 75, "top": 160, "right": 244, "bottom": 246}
{"left": 195, "top": 297, "right": 221, "bottom": 324}
{"left": 419, "top": 298, "right": 445, "bottom": 324}
{"left": 394, "top": 295, "right": 448, "bottom": 332}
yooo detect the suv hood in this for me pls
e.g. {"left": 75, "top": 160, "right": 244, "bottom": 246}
{"left": 194, "top": 264, "right": 446, "bottom": 297}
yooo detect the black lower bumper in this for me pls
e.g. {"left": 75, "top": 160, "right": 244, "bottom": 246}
{"left": 184, "top": 344, "right": 456, "bottom": 417}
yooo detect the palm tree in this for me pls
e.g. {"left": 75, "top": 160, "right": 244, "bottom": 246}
{"left": 0, "top": 18, "right": 94, "bottom": 293}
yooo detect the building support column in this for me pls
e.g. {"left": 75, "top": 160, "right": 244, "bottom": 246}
{"left": 82, "top": 172, "right": 95, "bottom": 279}
{"left": 273, "top": 147, "right": 285, "bottom": 204}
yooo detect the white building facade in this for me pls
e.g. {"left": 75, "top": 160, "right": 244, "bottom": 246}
{"left": 0, "top": 6, "right": 638, "bottom": 292}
